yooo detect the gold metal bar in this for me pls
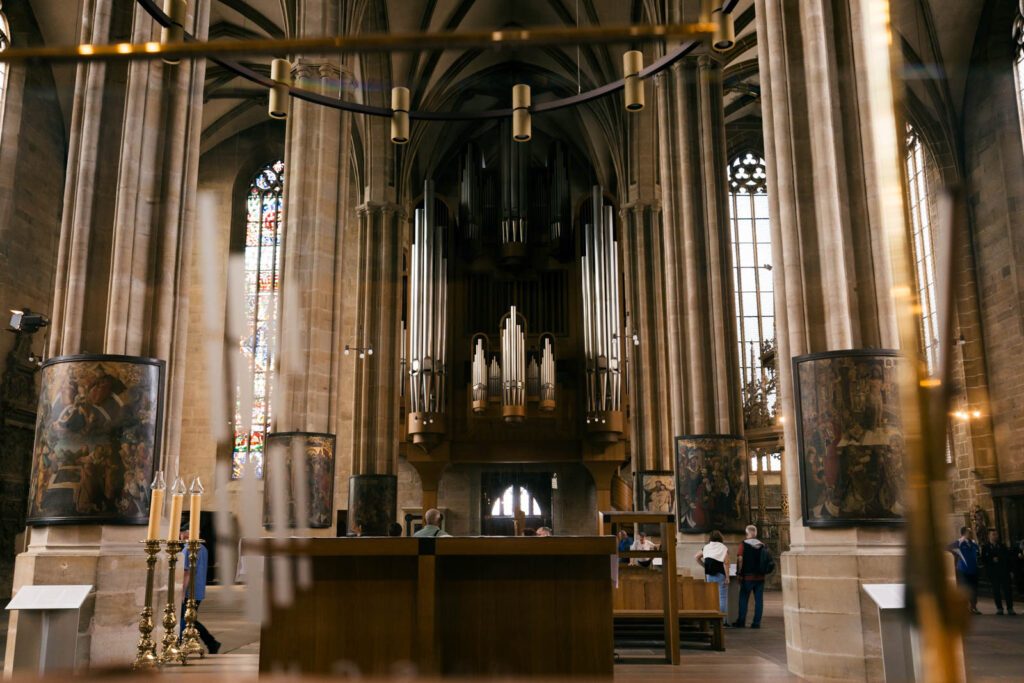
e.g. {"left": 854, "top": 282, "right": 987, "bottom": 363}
{"left": 0, "top": 23, "right": 714, "bottom": 63}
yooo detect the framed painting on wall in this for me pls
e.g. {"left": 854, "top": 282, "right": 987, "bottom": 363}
{"left": 27, "top": 354, "right": 165, "bottom": 525}
{"left": 675, "top": 434, "right": 749, "bottom": 534}
{"left": 262, "top": 431, "right": 337, "bottom": 529}
{"left": 793, "top": 349, "right": 905, "bottom": 527}
{"left": 636, "top": 470, "right": 675, "bottom": 514}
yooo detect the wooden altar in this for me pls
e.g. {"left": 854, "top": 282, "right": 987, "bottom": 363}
{"left": 243, "top": 536, "right": 615, "bottom": 677}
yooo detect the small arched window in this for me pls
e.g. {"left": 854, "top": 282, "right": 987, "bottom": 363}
{"left": 232, "top": 160, "right": 285, "bottom": 479}
{"left": 727, "top": 152, "right": 775, "bottom": 412}
{"left": 491, "top": 486, "right": 543, "bottom": 517}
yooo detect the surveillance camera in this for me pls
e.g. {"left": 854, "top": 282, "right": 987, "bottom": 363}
{"left": 9, "top": 308, "right": 49, "bottom": 334}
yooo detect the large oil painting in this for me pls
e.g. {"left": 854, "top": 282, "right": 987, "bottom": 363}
{"left": 27, "top": 355, "right": 164, "bottom": 525}
{"left": 675, "top": 435, "right": 749, "bottom": 534}
{"left": 262, "top": 432, "right": 336, "bottom": 529}
{"left": 637, "top": 471, "right": 675, "bottom": 514}
{"left": 793, "top": 350, "right": 905, "bottom": 527}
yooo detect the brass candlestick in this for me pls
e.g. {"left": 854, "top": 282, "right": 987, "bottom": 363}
{"left": 178, "top": 539, "right": 205, "bottom": 662}
{"left": 158, "top": 539, "right": 184, "bottom": 665}
{"left": 131, "top": 539, "right": 162, "bottom": 669}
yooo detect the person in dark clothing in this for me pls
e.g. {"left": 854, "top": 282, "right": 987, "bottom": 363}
{"left": 981, "top": 529, "right": 1016, "bottom": 615}
{"left": 732, "top": 525, "right": 766, "bottom": 628}
{"left": 179, "top": 529, "right": 221, "bottom": 654}
{"left": 617, "top": 530, "right": 633, "bottom": 564}
{"left": 949, "top": 526, "right": 981, "bottom": 615}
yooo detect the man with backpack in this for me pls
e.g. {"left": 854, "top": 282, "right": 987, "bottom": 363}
{"left": 732, "top": 524, "right": 775, "bottom": 628}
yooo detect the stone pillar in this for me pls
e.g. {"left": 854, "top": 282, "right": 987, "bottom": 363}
{"left": 273, "top": 1, "right": 355, "bottom": 531}
{"left": 7, "top": 0, "right": 208, "bottom": 670}
{"left": 656, "top": 52, "right": 745, "bottom": 572}
{"left": 757, "top": 1, "right": 904, "bottom": 679}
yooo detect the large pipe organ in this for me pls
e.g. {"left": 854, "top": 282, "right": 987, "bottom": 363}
{"left": 400, "top": 134, "right": 630, "bottom": 500}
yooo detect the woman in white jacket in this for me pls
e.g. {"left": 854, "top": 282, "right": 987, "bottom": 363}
{"left": 695, "top": 530, "right": 730, "bottom": 616}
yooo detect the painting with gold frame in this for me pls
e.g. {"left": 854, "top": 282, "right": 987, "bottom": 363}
{"left": 675, "top": 434, "right": 749, "bottom": 534}
{"left": 27, "top": 354, "right": 164, "bottom": 526}
{"left": 793, "top": 349, "right": 905, "bottom": 527}
{"left": 262, "top": 431, "right": 337, "bottom": 529}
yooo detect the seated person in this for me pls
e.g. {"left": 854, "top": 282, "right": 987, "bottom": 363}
{"left": 617, "top": 530, "right": 633, "bottom": 563}
{"left": 536, "top": 526, "right": 553, "bottom": 537}
{"left": 631, "top": 531, "right": 657, "bottom": 567}
{"left": 413, "top": 508, "right": 450, "bottom": 537}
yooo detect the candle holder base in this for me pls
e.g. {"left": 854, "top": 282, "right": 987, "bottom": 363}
{"left": 131, "top": 539, "right": 162, "bottom": 670}
{"left": 158, "top": 539, "right": 185, "bottom": 666}
{"left": 178, "top": 539, "right": 206, "bottom": 663}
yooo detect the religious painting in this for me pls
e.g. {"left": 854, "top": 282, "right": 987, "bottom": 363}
{"left": 793, "top": 350, "right": 905, "bottom": 527}
{"left": 27, "top": 355, "right": 164, "bottom": 525}
{"left": 262, "top": 432, "right": 336, "bottom": 529}
{"left": 675, "top": 435, "right": 749, "bottom": 534}
{"left": 636, "top": 471, "right": 675, "bottom": 514}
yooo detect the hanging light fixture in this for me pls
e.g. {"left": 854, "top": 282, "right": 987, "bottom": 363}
{"left": 268, "top": 58, "right": 292, "bottom": 119}
{"left": 712, "top": 8, "right": 735, "bottom": 52}
{"left": 391, "top": 86, "right": 410, "bottom": 144}
{"left": 406, "top": 180, "right": 448, "bottom": 449}
{"left": 501, "top": 305, "right": 526, "bottom": 423}
{"left": 581, "top": 186, "right": 624, "bottom": 442}
{"left": 622, "top": 50, "right": 645, "bottom": 111}
{"left": 512, "top": 84, "right": 531, "bottom": 142}
{"left": 160, "top": 0, "right": 187, "bottom": 65}
{"left": 471, "top": 334, "right": 488, "bottom": 414}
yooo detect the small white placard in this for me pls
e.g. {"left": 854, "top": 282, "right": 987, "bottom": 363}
{"left": 863, "top": 583, "right": 904, "bottom": 610}
{"left": 7, "top": 585, "right": 92, "bottom": 611}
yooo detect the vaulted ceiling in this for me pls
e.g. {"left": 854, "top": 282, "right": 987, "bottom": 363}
{"left": 22, "top": 1, "right": 993, "bottom": 169}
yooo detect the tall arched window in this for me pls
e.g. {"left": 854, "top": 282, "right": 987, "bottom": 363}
{"left": 233, "top": 160, "right": 285, "bottom": 479}
{"left": 727, "top": 152, "right": 775, "bottom": 412}
{"left": 0, "top": 9, "right": 11, "bottom": 140}
{"left": 903, "top": 125, "right": 940, "bottom": 375}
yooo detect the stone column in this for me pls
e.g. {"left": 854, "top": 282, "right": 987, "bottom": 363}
{"left": 7, "top": 0, "right": 208, "bottom": 670}
{"left": 757, "top": 1, "right": 904, "bottom": 679}
{"left": 656, "top": 52, "right": 745, "bottom": 572}
{"left": 272, "top": 0, "right": 355, "bottom": 533}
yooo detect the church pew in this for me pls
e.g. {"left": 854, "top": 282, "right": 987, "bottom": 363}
{"left": 613, "top": 568, "right": 725, "bottom": 651}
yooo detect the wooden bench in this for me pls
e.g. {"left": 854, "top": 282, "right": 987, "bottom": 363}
{"left": 613, "top": 569, "right": 726, "bottom": 651}
{"left": 614, "top": 609, "right": 725, "bottom": 651}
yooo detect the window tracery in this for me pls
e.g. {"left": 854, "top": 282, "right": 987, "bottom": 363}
{"left": 232, "top": 160, "right": 285, "bottom": 479}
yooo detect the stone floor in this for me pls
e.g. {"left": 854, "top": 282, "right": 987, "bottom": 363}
{"left": 2, "top": 585, "right": 1022, "bottom": 680}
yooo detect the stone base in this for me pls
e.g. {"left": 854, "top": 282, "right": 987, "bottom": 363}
{"left": 782, "top": 545, "right": 903, "bottom": 682}
{"left": 4, "top": 525, "right": 164, "bottom": 673}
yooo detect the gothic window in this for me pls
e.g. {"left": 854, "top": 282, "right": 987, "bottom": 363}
{"left": 232, "top": 160, "right": 285, "bottom": 479}
{"left": 490, "top": 485, "right": 543, "bottom": 517}
{"left": 903, "top": 125, "right": 940, "bottom": 375}
{"left": 727, "top": 152, "right": 775, "bottom": 412}
{"left": 0, "top": 10, "right": 10, "bottom": 139}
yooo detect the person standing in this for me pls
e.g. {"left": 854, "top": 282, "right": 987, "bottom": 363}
{"left": 950, "top": 526, "right": 981, "bottom": 615}
{"left": 631, "top": 531, "right": 657, "bottom": 567}
{"left": 732, "top": 525, "right": 770, "bottom": 628}
{"left": 179, "top": 529, "right": 221, "bottom": 654}
{"left": 617, "top": 529, "right": 633, "bottom": 564}
{"left": 981, "top": 529, "right": 1016, "bottom": 615}
{"left": 696, "top": 530, "right": 730, "bottom": 617}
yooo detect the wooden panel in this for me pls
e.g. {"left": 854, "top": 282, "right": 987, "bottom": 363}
{"left": 436, "top": 536, "right": 615, "bottom": 556}
{"left": 258, "top": 555, "right": 419, "bottom": 675}
{"left": 437, "top": 553, "right": 613, "bottom": 676}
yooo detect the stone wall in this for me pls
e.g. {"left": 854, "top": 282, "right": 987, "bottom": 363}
{"left": 963, "top": 1, "right": 1024, "bottom": 486}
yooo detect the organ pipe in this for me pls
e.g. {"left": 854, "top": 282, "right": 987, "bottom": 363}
{"left": 459, "top": 143, "right": 482, "bottom": 240}
{"left": 527, "top": 357, "right": 540, "bottom": 401}
{"left": 471, "top": 334, "right": 488, "bottom": 414}
{"left": 580, "top": 186, "right": 624, "bottom": 440}
{"left": 488, "top": 357, "right": 502, "bottom": 402}
{"left": 406, "top": 180, "right": 448, "bottom": 449}
{"left": 500, "top": 120, "right": 528, "bottom": 263}
{"left": 539, "top": 334, "right": 556, "bottom": 412}
{"left": 548, "top": 142, "right": 570, "bottom": 241}
{"left": 501, "top": 305, "right": 526, "bottom": 423}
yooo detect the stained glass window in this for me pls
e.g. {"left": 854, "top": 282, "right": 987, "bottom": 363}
{"left": 727, "top": 153, "right": 776, "bottom": 413}
{"left": 233, "top": 160, "right": 285, "bottom": 479}
{"left": 904, "top": 125, "right": 939, "bottom": 375}
{"left": 0, "top": 11, "right": 10, "bottom": 141}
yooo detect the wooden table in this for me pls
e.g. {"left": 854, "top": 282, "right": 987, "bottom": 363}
{"left": 243, "top": 536, "right": 615, "bottom": 677}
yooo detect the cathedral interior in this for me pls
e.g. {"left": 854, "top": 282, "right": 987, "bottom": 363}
{"left": 0, "top": 0, "right": 1022, "bottom": 681}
